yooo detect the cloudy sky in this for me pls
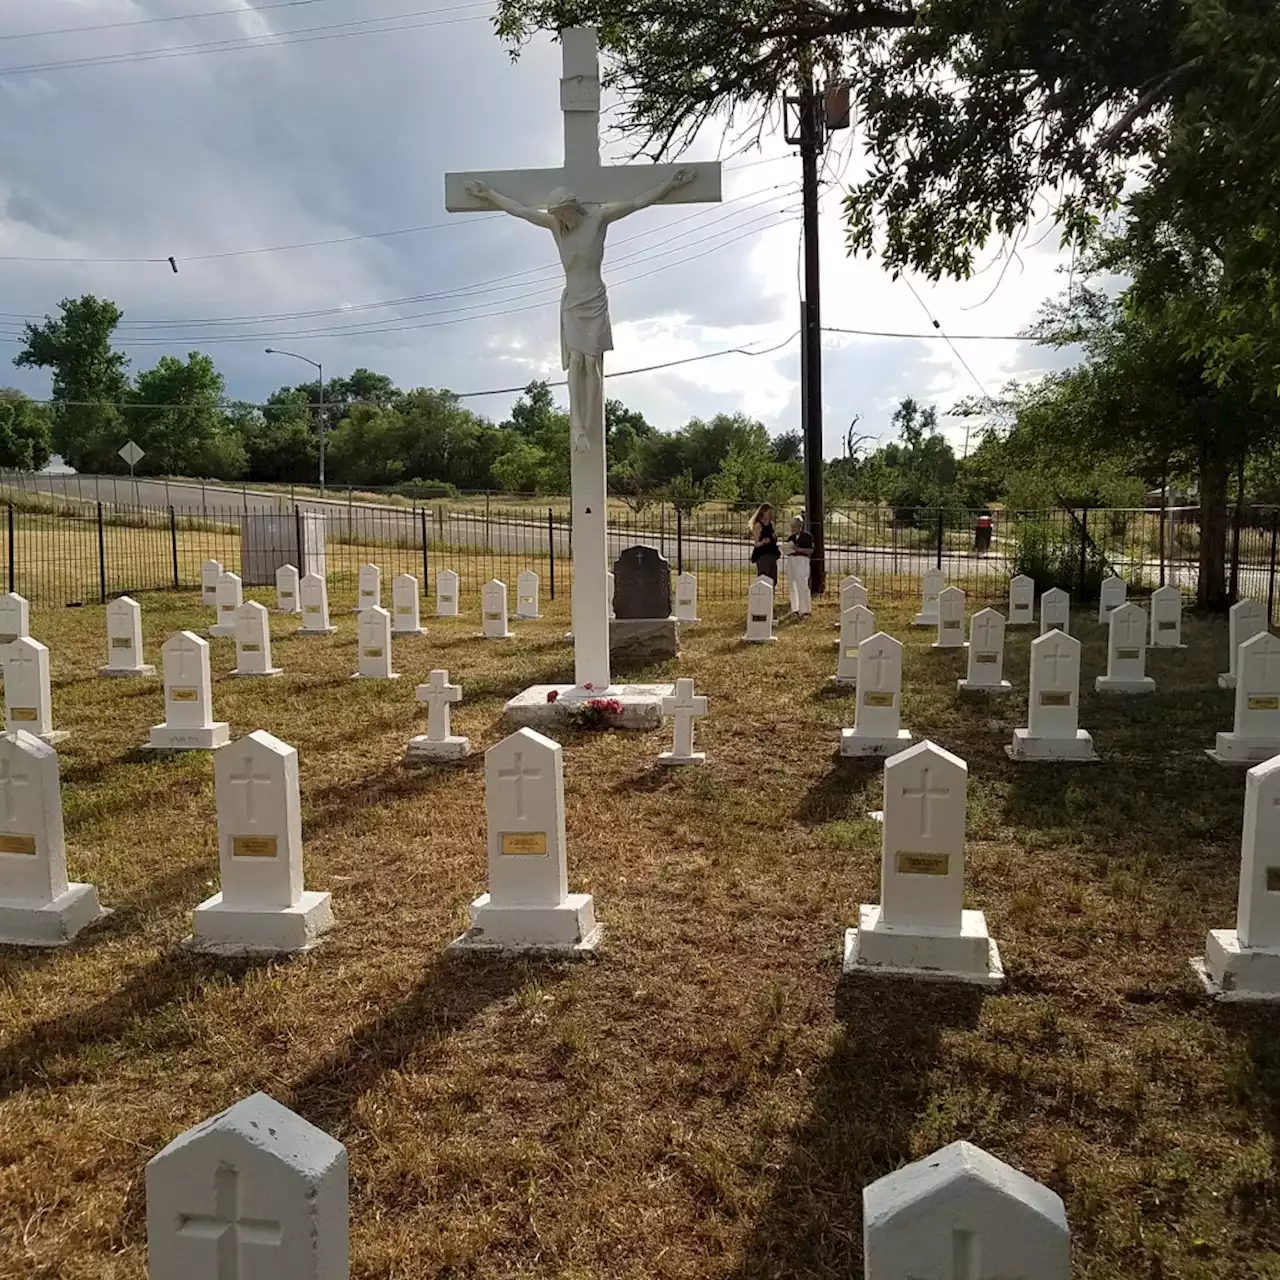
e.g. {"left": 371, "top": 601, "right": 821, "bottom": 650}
{"left": 0, "top": 0, "right": 1082, "bottom": 457}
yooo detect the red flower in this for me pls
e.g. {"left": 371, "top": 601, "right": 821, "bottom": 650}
{"left": 584, "top": 682, "right": 595, "bottom": 692}
{"left": 546, "top": 690, "right": 560, "bottom": 703}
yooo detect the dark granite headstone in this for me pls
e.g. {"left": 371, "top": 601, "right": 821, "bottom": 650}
{"left": 613, "top": 545, "right": 672, "bottom": 620}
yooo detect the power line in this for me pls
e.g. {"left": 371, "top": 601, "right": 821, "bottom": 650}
{"left": 0, "top": 0, "right": 353, "bottom": 42}
{"left": 822, "top": 326, "right": 1035, "bottom": 340}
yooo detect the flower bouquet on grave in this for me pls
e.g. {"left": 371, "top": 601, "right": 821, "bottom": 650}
{"left": 568, "top": 697, "right": 624, "bottom": 729}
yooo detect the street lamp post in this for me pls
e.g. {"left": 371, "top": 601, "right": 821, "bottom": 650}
{"left": 265, "top": 348, "right": 325, "bottom": 494}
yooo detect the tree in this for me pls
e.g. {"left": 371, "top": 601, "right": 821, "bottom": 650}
{"left": 129, "top": 352, "right": 241, "bottom": 478}
{"left": 13, "top": 295, "right": 131, "bottom": 473}
{"left": 0, "top": 391, "right": 52, "bottom": 471}
{"left": 237, "top": 406, "right": 319, "bottom": 484}
{"left": 770, "top": 430, "right": 803, "bottom": 464}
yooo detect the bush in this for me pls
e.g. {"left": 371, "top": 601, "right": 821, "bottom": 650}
{"left": 1011, "top": 518, "right": 1106, "bottom": 596}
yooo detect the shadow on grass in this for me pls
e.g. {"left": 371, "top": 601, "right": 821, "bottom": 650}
{"left": 304, "top": 757, "right": 475, "bottom": 834}
{"left": 286, "top": 954, "right": 561, "bottom": 1137}
{"left": 730, "top": 978, "right": 986, "bottom": 1279}
{"left": 795, "top": 754, "right": 884, "bottom": 825}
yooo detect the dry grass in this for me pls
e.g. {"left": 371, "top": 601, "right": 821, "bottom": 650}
{"left": 0, "top": 592, "right": 1277, "bottom": 1279}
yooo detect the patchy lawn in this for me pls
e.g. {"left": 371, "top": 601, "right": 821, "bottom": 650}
{"left": 0, "top": 588, "right": 1276, "bottom": 1280}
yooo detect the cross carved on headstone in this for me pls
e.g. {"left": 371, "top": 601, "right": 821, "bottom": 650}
{"left": 171, "top": 635, "right": 204, "bottom": 686}
{"left": 175, "top": 1163, "right": 283, "bottom": 1279}
{"left": 1113, "top": 610, "right": 1146, "bottom": 647}
{"left": 1040, "top": 641, "right": 1074, "bottom": 684}
{"left": 907, "top": 1228, "right": 1021, "bottom": 1280}
{"left": 0, "top": 756, "right": 31, "bottom": 825}
{"left": 971, "top": 613, "right": 1001, "bottom": 652}
{"left": 7, "top": 643, "right": 38, "bottom": 679}
{"left": 865, "top": 646, "right": 894, "bottom": 690}
{"left": 899, "top": 766, "right": 951, "bottom": 840}
{"left": 1248, "top": 644, "right": 1280, "bottom": 690}
{"left": 228, "top": 758, "right": 275, "bottom": 826}
{"left": 498, "top": 751, "right": 542, "bottom": 821}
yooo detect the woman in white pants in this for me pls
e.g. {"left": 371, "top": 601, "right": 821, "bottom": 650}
{"left": 785, "top": 516, "right": 814, "bottom": 617}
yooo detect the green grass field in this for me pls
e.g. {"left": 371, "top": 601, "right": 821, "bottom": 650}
{"left": 0, "top": 591, "right": 1277, "bottom": 1279}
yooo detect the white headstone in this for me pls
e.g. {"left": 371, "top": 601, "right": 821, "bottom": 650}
{"left": 450, "top": 727, "right": 600, "bottom": 954}
{"left": 913, "top": 568, "right": 944, "bottom": 626}
{"left": 275, "top": 563, "right": 301, "bottom": 615}
{"left": 659, "top": 677, "right": 708, "bottom": 766}
{"left": 863, "top": 1140, "right": 1070, "bottom": 1280}
{"left": 1008, "top": 630, "right": 1095, "bottom": 760}
{"left": 1096, "top": 601, "right": 1154, "bottom": 693}
{"left": 200, "top": 559, "right": 222, "bottom": 608}
{"left": 298, "top": 572, "right": 335, "bottom": 635}
{"left": 407, "top": 669, "right": 470, "bottom": 763}
{"left": 100, "top": 595, "right": 154, "bottom": 677}
{"left": 958, "top": 608, "right": 1011, "bottom": 694}
{"left": 353, "top": 606, "right": 397, "bottom": 679}
{"left": 1039, "top": 586, "right": 1070, "bottom": 635}
{"left": 357, "top": 562, "right": 381, "bottom": 612}
{"left": 607, "top": 570, "right": 616, "bottom": 620}
{"left": 480, "top": 579, "right": 513, "bottom": 639}
{"left": 833, "top": 577, "right": 870, "bottom": 630}
{"left": 842, "top": 632, "right": 912, "bottom": 757}
{"left": 515, "top": 569, "right": 542, "bottom": 620}
{"left": 840, "top": 574, "right": 865, "bottom": 591}
{"left": 933, "top": 585, "right": 967, "bottom": 650}
{"left": 744, "top": 579, "right": 777, "bottom": 643}
{"left": 147, "top": 631, "right": 229, "bottom": 750}
{"left": 232, "top": 600, "right": 282, "bottom": 678}
{"left": 436, "top": 568, "right": 460, "bottom": 617}
{"left": 391, "top": 573, "right": 426, "bottom": 636}
{"left": 833, "top": 604, "right": 877, "bottom": 686}
{"left": 1149, "top": 584, "right": 1184, "bottom": 648}
{"left": 191, "top": 730, "right": 333, "bottom": 954}
{"left": 0, "top": 730, "right": 105, "bottom": 945}
{"left": 1197, "top": 754, "right": 1280, "bottom": 1000}
{"left": 1211, "top": 631, "right": 1280, "bottom": 764}
{"left": 845, "top": 740, "right": 1003, "bottom": 985}
{"left": 4, "top": 638, "right": 64, "bottom": 744}
{"left": 207, "top": 571, "right": 243, "bottom": 638}
{"left": 1098, "top": 574, "right": 1126, "bottom": 623}
{"left": 1008, "top": 574, "right": 1035, "bottom": 626}
{"left": 146, "top": 1092, "right": 348, "bottom": 1280}
{"left": 674, "top": 572, "right": 699, "bottom": 623}
{"left": 1219, "top": 599, "right": 1268, "bottom": 689}
{"left": 0, "top": 592, "right": 30, "bottom": 646}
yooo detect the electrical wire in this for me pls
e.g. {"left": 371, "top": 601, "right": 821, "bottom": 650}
{"left": 0, "top": 0, "right": 354, "bottom": 42}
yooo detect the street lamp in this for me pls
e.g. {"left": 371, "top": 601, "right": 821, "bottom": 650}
{"left": 265, "top": 348, "right": 325, "bottom": 494}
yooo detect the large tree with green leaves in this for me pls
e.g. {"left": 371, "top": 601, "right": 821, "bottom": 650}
{"left": 129, "top": 352, "right": 244, "bottom": 479}
{"left": 0, "top": 391, "right": 53, "bottom": 472}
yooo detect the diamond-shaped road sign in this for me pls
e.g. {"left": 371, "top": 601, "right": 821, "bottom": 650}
{"left": 118, "top": 440, "right": 144, "bottom": 467}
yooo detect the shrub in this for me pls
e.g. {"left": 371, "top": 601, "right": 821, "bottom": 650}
{"left": 1011, "top": 518, "right": 1106, "bottom": 596}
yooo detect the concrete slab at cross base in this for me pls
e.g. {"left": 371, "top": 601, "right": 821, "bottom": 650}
{"left": 841, "top": 728, "right": 913, "bottom": 758}
{"left": 392, "top": 625, "right": 427, "bottom": 636}
{"left": 1006, "top": 729, "right": 1097, "bottom": 761}
{"left": 844, "top": 906, "right": 1005, "bottom": 988}
{"left": 743, "top": 633, "right": 778, "bottom": 644}
{"left": 911, "top": 613, "right": 938, "bottom": 627}
{"left": 611, "top": 617, "right": 678, "bottom": 663}
{"left": 1207, "top": 733, "right": 1280, "bottom": 765}
{"left": 295, "top": 626, "right": 337, "bottom": 636}
{"left": 503, "top": 683, "right": 673, "bottom": 731}
{"left": 404, "top": 734, "right": 470, "bottom": 764}
{"left": 1095, "top": 675, "right": 1156, "bottom": 694}
{"left": 99, "top": 663, "right": 155, "bottom": 678}
{"left": 931, "top": 641, "right": 969, "bottom": 652}
{"left": 232, "top": 667, "right": 283, "bottom": 678}
{"left": 957, "top": 678, "right": 1013, "bottom": 695}
{"left": 1192, "top": 932, "right": 1280, "bottom": 1002}
{"left": 189, "top": 890, "right": 334, "bottom": 956}
{"left": 0, "top": 884, "right": 109, "bottom": 947}
{"left": 350, "top": 671, "right": 400, "bottom": 680}
{"left": 659, "top": 749, "right": 706, "bottom": 766}
{"left": 146, "top": 723, "right": 230, "bottom": 751}
{"left": 448, "top": 892, "right": 602, "bottom": 957}
{"left": 828, "top": 675, "right": 858, "bottom": 687}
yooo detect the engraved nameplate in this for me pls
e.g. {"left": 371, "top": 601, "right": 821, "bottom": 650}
{"left": 844, "top": 648, "right": 858, "bottom": 658}
{"left": 863, "top": 691, "right": 894, "bottom": 708}
{"left": 1267, "top": 867, "right": 1280, "bottom": 893}
{"left": 0, "top": 634, "right": 16, "bottom": 644}
{"left": 501, "top": 832, "right": 547, "bottom": 856}
{"left": 1116, "top": 647, "right": 1141, "bottom": 660}
{"left": 440, "top": 596, "right": 453, "bottom": 604}
{"left": 232, "top": 835, "right": 278, "bottom": 858}
{"left": 220, "top": 604, "right": 234, "bottom": 612}
{"left": 896, "top": 852, "right": 949, "bottom": 876}
{"left": 241, "top": 643, "right": 261, "bottom": 653}
{"left": 561, "top": 74, "right": 600, "bottom": 112}
{"left": 943, "top": 620, "right": 961, "bottom": 630}
{"left": 975, "top": 653, "right": 998, "bottom": 664}
{"left": 0, "top": 834, "right": 36, "bottom": 855}
{"left": 751, "top": 614, "right": 768, "bottom": 624}
{"left": 1249, "top": 696, "right": 1280, "bottom": 711}
{"left": 170, "top": 688, "right": 199, "bottom": 702}
{"left": 111, "top": 637, "right": 132, "bottom": 649}
{"left": 1158, "top": 619, "right": 1177, "bottom": 631}
{"left": 363, "top": 648, "right": 383, "bottom": 659}
{"left": 9, "top": 708, "right": 37, "bottom": 722}
{"left": 1040, "top": 691, "right": 1071, "bottom": 707}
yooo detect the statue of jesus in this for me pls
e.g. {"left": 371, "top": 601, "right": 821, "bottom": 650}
{"left": 465, "top": 168, "right": 696, "bottom": 451}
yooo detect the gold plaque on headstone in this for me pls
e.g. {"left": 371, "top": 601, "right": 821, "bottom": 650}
{"left": 975, "top": 653, "right": 998, "bottom": 664}
{"left": 0, "top": 834, "right": 36, "bottom": 855}
{"left": 220, "top": 604, "right": 234, "bottom": 612}
{"left": 844, "top": 648, "right": 858, "bottom": 658}
{"left": 111, "top": 636, "right": 132, "bottom": 649}
{"left": 943, "top": 620, "right": 961, "bottom": 630}
{"left": 170, "top": 687, "right": 199, "bottom": 702}
{"left": 440, "top": 596, "right": 453, "bottom": 604}
{"left": 501, "top": 832, "right": 547, "bottom": 856}
{"left": 0, "top": 634, "right": 15, "bottom": 644}
{"left": 362, "top": 648, "right": 383, "bottom": 659}
{"left": 10, "top": 707, "right": 37, "bottom": 722}
{"left": 520, "top": 596, "right": 534, "bottom": 604}
{"left": 1116, "top": 647, "right": 1141, "bottom": 660}
{"left": 1266, "top": 867, "right": 1280, "bottom": 893}
{"left": 485, "top": 612, "right": 502, "bottom": 622}
{"left": 1158, "top": 619, "right": 1177, "bottom": 631}
{"left": 241, "top": 643, "right": 261, "bottom": 653}
{"left": 1249, "top": 696, "right": 1280, "bottom": 711}
{"left": 896, "top": 852, "right": 949, "bottom": 876}
{"left": 1040, "top": 691, "right": 1071, "bottom": 707}
{"left": 750, "top": 614, "right": 767, "bottom": 624}
{"left": 863, "top": 691, "right": 894, "bottom": 708}
{"left": 232, "top": 835, "right": 278, "bottom": 858}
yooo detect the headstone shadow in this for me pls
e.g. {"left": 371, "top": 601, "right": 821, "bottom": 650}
{"left": 795, "top": 756, "right": 883, "bottom": 825}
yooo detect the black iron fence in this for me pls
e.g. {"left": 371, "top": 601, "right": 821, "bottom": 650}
{"left": 3, "top": 474, "right": 1280, "bottom": 620}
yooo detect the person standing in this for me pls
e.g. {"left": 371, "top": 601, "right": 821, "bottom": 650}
{"left": 748, "top": 503, "right": 780, "bottom": 584}
{"left": 785, "top": 515, "right": 815, "bottom": 616}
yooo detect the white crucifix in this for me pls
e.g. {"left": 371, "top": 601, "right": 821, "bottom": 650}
{"left": 420, "top": 668, "right": 462, "bottom": 742}
{"left": 175, "top": 1164, "right": 283, "bottom": 1277}
{"left": 498, "top": 751, "right": 542, "bottom": 821}
{"left": 228, "top": 760, "right": 274, "bottom": 826}
{"left": 900, "top": 766, "right": 951, "bottom": 840}
{"left": 660, "top": 677, "right": 708, "bottom": 764}
{"left": 0, "top": 756, "right": 30, "bottom": 825}
{"left": 445, "top": 27, "right": 721, "bottom": 694}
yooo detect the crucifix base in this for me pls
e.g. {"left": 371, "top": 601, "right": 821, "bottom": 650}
{"left": 188, "top": 889, "right": 334, "bottom": 956}
{"left": 1207, "top": 733, "right": 1280, "bottom": 766}
{"left": 503, "top": 683, "right": 674, "bottom": 732}
{"left": 840, "top": 728, "right": 914, "bottom": 758}
{"left": 34, "top": 730, "right": 69, "bottom": 747}
{"left": 99, "top": 663, "right": 156, "bottom": 678}
{"left": 0, "top": 884, "right": 108, "bottom": 947}
{"left": 659, "top": 749, "right": 706, "bottom": 767}
{"left": 404, "top": 734, "right": 470, "bottom": 765}
{"left": 232, "top": 667, "right": 283, "bottom": 679}
{"left": 1095, "top": 674, "right": 1155, "bottom": 694}
{"left": 844, "top": 907, "right": 1005, "bottom": 988}
{"left": 1192, "top": 934, "right": 1280, "bottom": 1002}
{"left": 1006, "top": 729, "right": 1097, "bottom": 762}
{"left": 145, "top": 723, "right": 230, "bottom": 752}
{"left": 448, "top": 892, "right": 602, "bottom": 957}
{"left": 1218, "top": 673, "right": 1238, "bottom": 690}
{"left": 957, "top": 678, "right": 1013, "bottom": 696}
{"left": 296, "top": 625, "right": 337, "bottom": 637}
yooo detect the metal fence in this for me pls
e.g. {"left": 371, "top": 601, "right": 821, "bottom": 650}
{"left": 3, "top": 476, "right": 1280, "bottom": 619}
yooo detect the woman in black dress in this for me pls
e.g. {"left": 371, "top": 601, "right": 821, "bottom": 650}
{"left": 748, "top": 503, "right": 780, "bottom": 584}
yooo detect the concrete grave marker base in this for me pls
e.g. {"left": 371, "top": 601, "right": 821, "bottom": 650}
{"left": 503, "top": 683, "right": 673, "bottom": 731}
{"left": 1095, "top": 674, "right": 1156, "bottom": 694}
{"left": 931, "top": 639, "right": 969, "bottom": 651}
{"left": 146, "top": 723, "right": 231, "bottom": 751}
{"left": 392, "top": 624, "right": 427, "bottom": 637}
{"left": 743, "top": 632, "right": 778, "bottom": 644}
{"left": 405, "top": 734, "right": 470, "bottom": 764}
{"left": 207, "top": 625, "right": 237, "bottom": 638}
{"left": 911, "top": 612, "right": 938, "bottom": 628}
{"left": 296, "top": 624, "right": 337, "bottom": 637}
{"left": 659, "top": 748, "right": 705, "bottom": 766}
{"left": 1207, "top": 734, "right": 1280, "bottom": 765}
{"left": 612, "top": 617, "right": 679, "bottom": 662}
{"left": 1005, "top": 728, "right": 1097, "bottom": 761}
{"left": 957, "top": 677, "right": 1012, "bottom": 695}
{"left": 0, "top": 884, "right": 109, "bottom": 947}
{"left": 99, "top": 662, "right": 155, "bottom": 678}
{"left": 350, "top": 671, "right": 400, "bottom": 680}
{"left": 1218, "top": 673, "right": 1238, "bottom": 690}
{"left": 840, "top": 727, "right": 913, "bottom": 758}
{"left": 448, "top": 891, "right": 602, "bottom": 956}
{"left": 1192, "top": 934, "right": 1280, "bottom": 1002}
{"left": 828, "top": 674, "right": 858, "bottom": 687}
{"left": 188, "top": 889, "right": 334, "bottom": 956}
{"left": 843, "top": 906, "right": 1005, "bottom": 988}
{"left": 231, "top": 666, "right": 283, "bottom": 679}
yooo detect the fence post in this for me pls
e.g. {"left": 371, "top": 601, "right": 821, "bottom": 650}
{"left": 420, "top": 507, "right": 430, "bottom": 591}
{"left": 294, "top": 504, "right": 306, "bottom": 579}
{"left": 1079, "top": 507, "right": 1089, "bottom": 596}
{"left": 935, "top": 508, "right": 944, "bottom": 570}
{"left": 169, "top": 506, "right": 179, "bottom": 588}
{"left": 1269, "top": 510, "right": 1279, "bottom": 626}
{"left": 485, "top": 491, "right": 491, "bottom": 552}
{"left": 548, "top": 507, "right": 555, "bottom": 601}
{"left": 677, "top": 508, "right": 684, "bottom": 575}
{"left": 6, "top": 504, "right": 12, "bottom": 594}
{"left": 96, "top": 501, "right": 107, "bottom": 604}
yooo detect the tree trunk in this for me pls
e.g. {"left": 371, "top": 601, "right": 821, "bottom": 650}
{"left": 1199, "top": 436, "right": 1231, "bottom": 612}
